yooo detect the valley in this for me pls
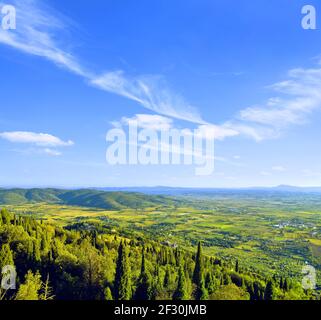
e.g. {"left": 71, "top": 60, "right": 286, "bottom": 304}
{"left": 2, "top": 188, "right": 321, "bottom": 287}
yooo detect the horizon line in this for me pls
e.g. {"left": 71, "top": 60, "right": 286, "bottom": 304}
{"left": 1, "top": 184, "right": 321, "bottom": 190}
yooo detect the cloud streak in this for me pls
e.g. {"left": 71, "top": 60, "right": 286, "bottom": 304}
{"left": 119, "top": 114, "right": 173, "bottom": 131}
{"left": 1, "top": 0, "right": 321, "bottom": 143}
{"left": 91, "top": 71, "right": 204, "bottom": 124}
{"left": 0, "top": 131, "right": 74, "bottom": 147}
{"left": 0, "top": 0, "right": 204, "bottom": 124}
{"left": 0, "top": 0, "right": 88, "bottom": 76}
{"left": 231, "top": 67, "right": 321, "bottom": 140}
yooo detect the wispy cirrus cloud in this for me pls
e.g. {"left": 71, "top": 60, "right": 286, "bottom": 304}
{"left": 1, "top": 0, "right": 321, "bottom": 143}
{"left": 0, "top": 0, "right": 88, "bottom": 76}
{"left": 231, "top": 67, "right": 321, "bottom": 140}
{"left": 91, "top": 71, "right": 204, "bottom": 124}
{"left": 115, "top": 113, "right": 239, "bottom": 141}
{"left": 0, "top": 0, "right": 204, "bottom": 125}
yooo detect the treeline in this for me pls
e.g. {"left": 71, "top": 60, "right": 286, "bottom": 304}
{"left": 0, "top": 208, "right": 314, "bottom": 300}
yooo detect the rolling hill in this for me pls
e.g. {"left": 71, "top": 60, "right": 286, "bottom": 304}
{"left": 0, "top": 188, "right": 180, "bottom": 210}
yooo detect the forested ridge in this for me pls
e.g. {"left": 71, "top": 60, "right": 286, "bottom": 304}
{"left": 0, "top": 208, "right": 314, "bottom": 300}
{"left": 0, "top": 188, "right": 180, "bottom": 210}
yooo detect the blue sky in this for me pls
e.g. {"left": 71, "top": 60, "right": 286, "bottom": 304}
{"left": 0, "top": 0, "right": 321, "bottom": 188}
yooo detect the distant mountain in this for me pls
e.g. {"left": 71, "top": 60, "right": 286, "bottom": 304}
{"left": 250, "top": 185, "right": 321, "bottom": 193}
{"left": 0, "top": 188, "right": 180, "bottom": 210}
{"left": 97, "top": 185, "right": 321, "bottom": 195}
{"left": 95, "top": 186, "right": 194, "bottom": 195}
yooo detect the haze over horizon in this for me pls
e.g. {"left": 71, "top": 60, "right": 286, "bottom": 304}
{"left": 2, "top": 184, "right": 321, "bottom": 192}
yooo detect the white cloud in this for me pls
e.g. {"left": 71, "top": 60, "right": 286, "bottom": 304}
{"left": 196, "top": 124, "right": 239, "bottom": 141}
{"left": 43, "top": 148, "right": 62, "bottom": 156}
{"left": 1, "top": 0, "right": 321, "bottom": 144}
{"left": 91, "top": 72, "right": 204, "bottom": 124}
{"left": 234, "top": 66, "right": 321, "bottom": 140}
{"left": 0, "top": 131, "right": 74, "bottom": 147}
{"left": 118, "top": 115, "right": 239, "bottom": 141}
{"left": 0, "top": 0, "right": 87, "bottom": 76}
{"left": 121, "top": 114, "right": 173, "bottom": 130}
{"left": 0, "top": 1, "right": 203, "bottom": 124}
{"left": 88, "top": 62, "right": 321, "bottom": 143}
{"left": 99, "top": 65, "right": 321, "bottom": 140}
{"left": 12, "top": 147, "right": 62, "bottom": 157}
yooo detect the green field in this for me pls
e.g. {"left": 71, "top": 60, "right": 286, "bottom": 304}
{"left": 4, "top": 191, "right": 321, "bottom": 286}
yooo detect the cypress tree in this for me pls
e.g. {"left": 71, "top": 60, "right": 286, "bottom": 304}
{"left": 134, "top": 249, "right": 151, "bottom": 300}
{"left": 163, "top": 267, "right": 171, "bottom": 288}
{"left": 284, "top": 278, "right": 289, "bottom": 291}
{"left": 193, "top": 242, "right": 203, "bottom": 286}
{"left": 173, "top": 266, "right": 189, "bottom": 300}
{"left": 150, "top": 268, "right": 163, "bottom": 300}
{"left": 264, "top": 280, "right": 275, "bottom": 300}
{"left": 223, "top": 272, "right": 231, "bottom": 285}
{"left": 253, "top": 282, "right": 260, "bottom": 300}
{"left": 194, "top": 275, "right": 208, "bottom": 300}
{"left": 200, "top": 277, "right": 209, "bottom": 300}
{"left": 114, "top": 242, "right": 132, "bottom": 300}
{"left": 205, "top": 272, "right": 217, "bottom": 295}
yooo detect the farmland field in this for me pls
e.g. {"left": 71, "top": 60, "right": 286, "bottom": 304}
{"left": 4, "top": 190, "right": 321, "bottom": 287}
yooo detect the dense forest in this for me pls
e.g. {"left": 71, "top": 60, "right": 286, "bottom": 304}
{"left": 0, "top": 208, "right": 314, "bottom": 300}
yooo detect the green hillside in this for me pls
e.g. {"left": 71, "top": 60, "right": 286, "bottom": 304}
{"left": 0, "top": 188, "right": 179, "bottom": 210}
{"left": 0, "top": 208, "right": 312, "bottom": 301}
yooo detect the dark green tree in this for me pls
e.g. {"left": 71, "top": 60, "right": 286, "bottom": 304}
{"left": 163, "top": 267, "right": 171, "bottom": 288}
{"left": 222, "top": 273, "right": 232, "bottom": 285}
{"left": 173, "top": 266, "right": 189, "bottom": 300}
{"left": 134, "top": 249, "right": 151, "bottom": 300}
{"left": 205, "top": 272, "right": 217, "bottom": 295}
{"left": 114, "top": 242, "right": 132, "bottom": 300}
{"left": 264, "top": 280, "right": 275, "bottom": 300}
{"left": 253, "top": 282, "right": 261, "bottom": 300}
{"left": 194, "top": 275, "right": 208, "bottom": 300}
{"left": 193, "top": 242, "right": 203, "bottom": 286}
{"left": 284, "top": 278, "right": 289, "bottom": 291}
